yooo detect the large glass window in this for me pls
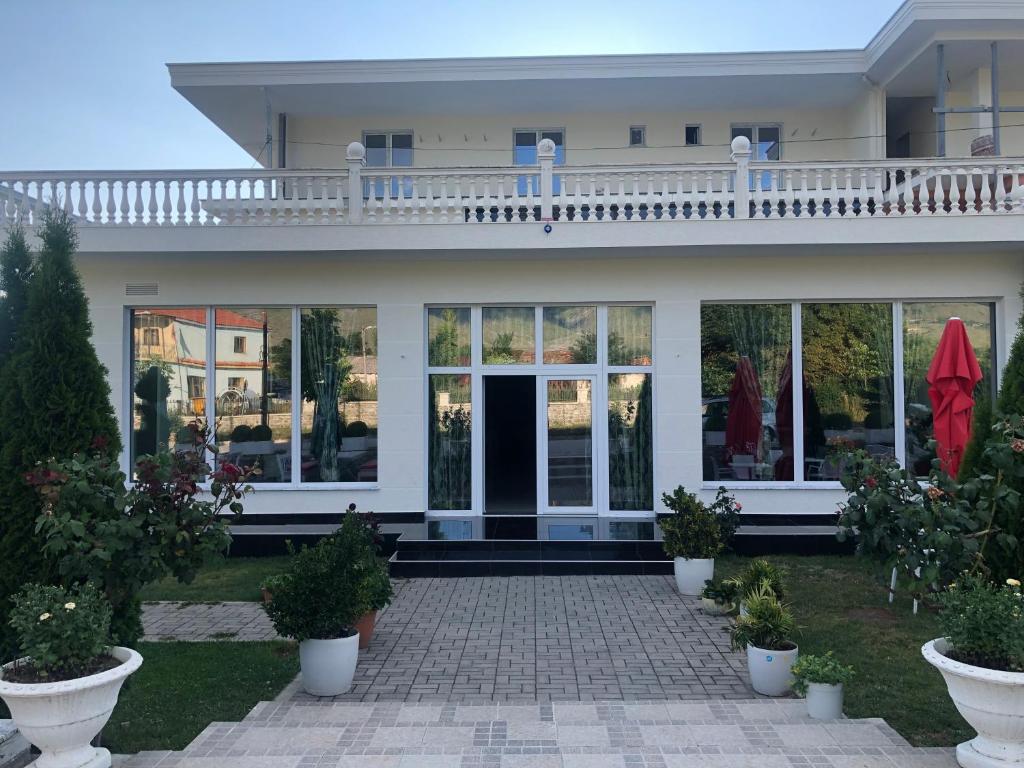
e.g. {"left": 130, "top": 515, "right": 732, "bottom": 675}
{"left": 429, "top": 374, "right": 472, "bottom": 510}
{"left": 514, "top": 129, "right": 565, "bottom": 194}
{"left": 130, "top": 308, "right": 207, "bottom": 463}
{"left": 608, "top": 373, "right": 653, "bottom": 510}
{"left": 543, "top": 305, "right": 597, "bottom": 364}
{"left": 801, "top": 304, "right": 894, "bottom": 479}
{"left": 299, "top": 307, "right": 378, "bottom": 483}
{"left": 903, "top": 302, "right": 995, "bottom": 476}
{"left": 482, "top": 306, "right": 535, "bottom": 364}
{"left": 608, "top": 305, "right": 653, "bottom": 366}
{"left": 214, "top": 308, "right": 292, "bottom": 483}
{"left": 547, "top": 379, "right": 593, "bottom": 507}
{"left": 428, "top": 307, "right": 471, "bottom": 367}
{"left": 701, "top": 304, "right": 793, "bottom": 481}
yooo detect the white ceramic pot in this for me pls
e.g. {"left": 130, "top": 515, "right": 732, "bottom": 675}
{"left": 343, "top": 436, "right": 368, "bottom": 452}
{"left": 806, "top": 682, "right": 844, "bottom": 720}
{"left": 700, "top": 598, "right": 734, "bottom": 616}
{"left": 923, "top": 638, "right": 1024, "bottom": 768}
{"left": 0, "top": 646, "right": 142, "bottom": 768}
{"left": 673, "top": 557, "right": 714, "bottom": 596}
{"left": 299, "top": 633, "right": 359, "bottom": 697}
{"left": 747, "top": 643, "right": 798, "bottom": 697}
{"left": 739, "top": 601, "right": 749, "bottom": 618}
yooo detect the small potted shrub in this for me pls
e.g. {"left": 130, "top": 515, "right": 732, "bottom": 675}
{"left": 730, "top": 582, "right": 799, "bottom": 696}
{"left": 729, "top": 558, "right": 786, "bottom": 615}
{"left": 0, "top": 583, "right": 143, "bottom": 768}
{"left": 659, "top": 487, "right": 724, "bottom": 595}
{"left": 344, "top": 421, "right": 370, "bottom": 451}
{"left": 355, "top": 554, "right": 393, "bottom": 649}
{"left": 792, "top": 652, "right": 854, "bottom": 719}
{"left": 263, "top": 512, "right": 376, "bottom": 696}
{"left": 701, "top": 579, "right": 738, "bottom": 616}
{"left": 922, "top": 574, "right": 1024, "bottom": 767}
{"left": 173, "top": 424, "right": 198, "bottom": 453}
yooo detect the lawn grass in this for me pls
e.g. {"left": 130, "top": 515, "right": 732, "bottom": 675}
{"left": 138, "top": 555, "right": 291, "bottom": 602}
{"left": 102, "top": 641, "right": 299, "bottom": 753}
{"left": 716, "top": 553, "right": 970, "bottom": 747}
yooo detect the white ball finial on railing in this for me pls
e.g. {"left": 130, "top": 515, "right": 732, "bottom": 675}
{"left": 537, "top": 138, "right": 556, "bottom": 157}
{"left": 346, "top": 141, "right": 366, "bottom": 161}
{"left": 730, "top": 135, "right": 751, "bottom": 154}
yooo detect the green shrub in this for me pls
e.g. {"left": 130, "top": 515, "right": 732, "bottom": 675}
{"left": 729, "top": 559, "right": 787, "bottom": 602}
{"left": 345, "top": 421, "right": 369, "bottom": 438}
{"left": 936, "top": 573, "right": 1024, "bottom": 672}
{"left": 659, "top": 487, "right": 722, "bottom": 560}
{"left": 262, "top": 513, "right": 375, "bottom": 641}
{"left": 230, "top": 424, "right": 254, "bottom": 442}
{"left": 359, "top": 555, "right": 394, "bottom": 613}
{"left": 822, "top": 412, "right": 853, "bottom": 430}
{"left": 730, "top": 582, "right": 797, "bottom": 651}
{"left": 251, "top": 424, "right": 273, "bottom": 441}
{"left": 7, "top": 583, "right": 111, "bottom": 679}
{"left": 791, "top": 652, "right": 855, "bottom": 696}
{"left": 701, "top": 578, "right": 739, "bottom": 605}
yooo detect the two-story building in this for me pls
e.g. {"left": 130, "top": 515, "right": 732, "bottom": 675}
{"left": 4, "top": 0, "right": 1024, "bottom": 570}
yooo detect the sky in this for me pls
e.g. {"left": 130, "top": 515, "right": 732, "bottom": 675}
{"left": 2, "top": 0, "right": 905, "bottom": 171}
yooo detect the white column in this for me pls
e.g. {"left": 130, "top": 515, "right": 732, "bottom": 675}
{"left": 346, "top": 141, "right": 366, "bottom": 224}
{"left": 730, "top": 136, "right": 752, "bottom": 218}
{"left": 537, "top": 138, "right": 555, "bottom": 221}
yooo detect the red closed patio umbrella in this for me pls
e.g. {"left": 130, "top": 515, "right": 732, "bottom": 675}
{"left": 927, "top": 317, "right": 983, "bottom": 477}
{"left": 726, "top": 356, "right": 763, "bottom": 463}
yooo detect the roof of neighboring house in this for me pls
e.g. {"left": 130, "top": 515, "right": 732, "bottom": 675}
{"left": 139, "top": 308, "right": 265, "bottom": 330}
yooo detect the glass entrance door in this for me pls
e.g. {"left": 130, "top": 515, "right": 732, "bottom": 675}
{"left": 538, "top": 376, "right": 597, "bottom": 514}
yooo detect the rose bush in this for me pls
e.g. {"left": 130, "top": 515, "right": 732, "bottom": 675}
{"left": 26, "top": 421, "right": 251, "bottom": 646}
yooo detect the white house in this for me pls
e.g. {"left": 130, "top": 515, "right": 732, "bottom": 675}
{"left": 3, "top": 0, "right": 1024, "bottom": 565}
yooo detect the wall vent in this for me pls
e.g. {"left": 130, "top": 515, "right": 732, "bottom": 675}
{"left": 125, "top": 282, "right": 158, "bottom": 297}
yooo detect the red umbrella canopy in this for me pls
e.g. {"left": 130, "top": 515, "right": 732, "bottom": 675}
{"left": 926, "top": 317, "right": 983, "bottom": 477}
{"left": 726, "top": 356, "right": 764, "bottom": 460}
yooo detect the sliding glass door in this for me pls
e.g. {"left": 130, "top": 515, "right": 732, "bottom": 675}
{"left": 539, "top": 376, "right": 596, "bottom": 514}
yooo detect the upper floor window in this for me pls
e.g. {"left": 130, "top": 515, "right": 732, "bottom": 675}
{"left": 629, "top": 126, "right": 646, "bottom": 147}
{"left": 514, "top": 129, "right": 565, "bottom": 195}
{"left": 732, "top": 124, "right": 782, "bottom": 191}
{"left": 233, "top": 336, "right": 246, "bottom": 354}
{"left": 363, "top": 131, "right": 413, "bottom": 168}
{"left": 685, "top": 124, "right": 702, "bottom": 146}
{"left": 142, "top": 328, "right": 160, "bottom": 346}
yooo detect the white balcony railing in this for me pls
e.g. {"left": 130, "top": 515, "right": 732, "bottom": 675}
{"left": 2, "top": 138, "right": 1023, "bottom": 229}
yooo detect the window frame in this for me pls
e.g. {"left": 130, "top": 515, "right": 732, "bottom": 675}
{"left": 361, "top": 130, "right": 414, "bottom": 168}
{"left": 629, "top": 125, "right": 647, "bottom": 148}
{"left": 684, "top": 124, "right": 702, "bottom": 147}
{"left": 699, "top": 298, "right": 998, "bottom": 491}
{"left": 126, "top": 305, "right": 380, "bottom": 491}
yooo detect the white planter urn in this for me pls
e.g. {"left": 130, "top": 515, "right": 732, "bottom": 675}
{"left": 747, "top": 643, "right": 798, "bottom": 697}
{"left": 806, "top": 682, "right": 844, "bottom": 720}
{"left": 299, "top": 633, "right": 359, "bottom": 697}
{"left": 923, "top": 638, "right": 1024, "bottom": 768}
{"left": 673, "top": 557, "right": 714, "bottom": 596}
{"left": 0, "top": 646, "right": 142, "bottom": 768}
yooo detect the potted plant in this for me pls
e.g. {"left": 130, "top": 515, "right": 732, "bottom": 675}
{"left": 355, "top": 554, "right": 393, "bottom": 649}
{"left": 730, "top": 582, "right": 798, "bottom": 696}
{"left": 729, "top": 559, "right": 786, "bottom": 615}
{"left": 262, "top": 512, "right": 376, "bottom": 696}
{"left": 0, "top": 583, "right": 143, "bottom": 768}
{"left": 344, "top": 421, "right": 370, "bottom": 451}
{"left": 249, "top": 423, "right": 275, "bottom": 453}
{"left": 701, "top": 578, "right": 738, "bottom": 616}
{"left": 792, "top": 652, "right": 854, "bottom": 719}
{"left": 922, "top": 573, "right": 1024, "bottom": 767}
{"left": 659, "top": 487, "right": 724, "bottom": 595}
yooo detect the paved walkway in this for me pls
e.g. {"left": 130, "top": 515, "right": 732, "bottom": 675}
{"left": 119, "top": 699, "right": 956, "bottom": 768}
{"left": 297, "top": 576, "right": 751, "bottom": 703}
{"left": 142, "top": 601, "right": 278, "bottom": 641}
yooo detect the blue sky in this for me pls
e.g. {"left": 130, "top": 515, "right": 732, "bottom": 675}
{"left": 2, "top": 0, "right": 904, "bottom": 171}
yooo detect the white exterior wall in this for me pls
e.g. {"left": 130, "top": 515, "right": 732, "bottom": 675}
{"left": 285, "top": 100, "right": 883, "bottom": 169}
{"left": 79, "top": 248, "right": 1024, "bottom": 520}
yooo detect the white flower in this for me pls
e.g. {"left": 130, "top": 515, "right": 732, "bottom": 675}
{"left": 64, "top": 602, "right": 76, "bottom": 611}
{"left": 38, "top": 613, "right": 51, "bottom": 622}
{"left": 1007, "top": 578, "right": 1021, "bottom": 588}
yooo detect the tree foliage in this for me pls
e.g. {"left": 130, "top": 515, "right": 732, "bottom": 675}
{"left": 0, "top": 224, "right": 34, "bottom": 361}
{"left": 0, "top": 209, "right": 121, "bottom": 659}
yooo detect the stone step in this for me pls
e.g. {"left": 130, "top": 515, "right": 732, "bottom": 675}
{"left": 115, "top": 698, "right": 957, "bottom": 767}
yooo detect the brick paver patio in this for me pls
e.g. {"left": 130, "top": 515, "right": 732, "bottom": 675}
{"left": 293, "top": 575, "right": 752, "bottom": 703}
{"left": 142, "top": 601, "right": 278, "bottom": 641}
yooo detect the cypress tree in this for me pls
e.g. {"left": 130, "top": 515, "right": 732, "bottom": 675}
{"left": 0, "top": 224, "right": 33, "bottom": 361}
{"left": 0, "top": 209, "right": 121, "bottom": 658}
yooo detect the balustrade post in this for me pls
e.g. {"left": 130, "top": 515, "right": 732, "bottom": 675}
{"left": 346, "top": 141, "right": 366, "bottom": 224}
{"left": 730, "top": 136, "right": 752, "bottom": 218}
{"left": 537, "top": 138, "right": 555, "bottom": 221}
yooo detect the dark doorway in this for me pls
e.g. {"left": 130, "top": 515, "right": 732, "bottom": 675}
{"left": 484, "top": 375, "right": 537, "bottom": 539}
